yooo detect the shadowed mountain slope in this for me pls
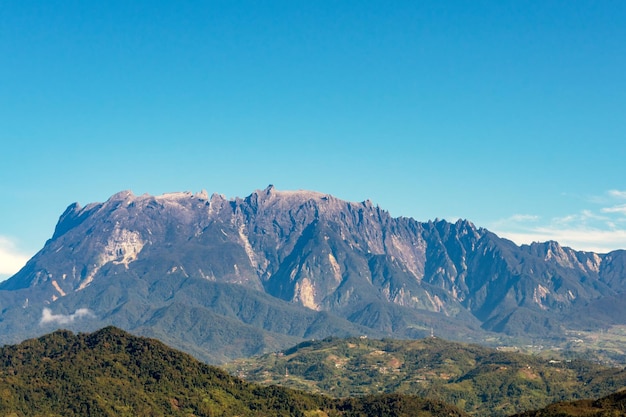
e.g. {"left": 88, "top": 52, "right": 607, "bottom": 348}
{"left": 1, "top": 186, "right": 626, "bottom": 362}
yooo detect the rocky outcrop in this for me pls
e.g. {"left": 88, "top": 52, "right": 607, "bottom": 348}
{"left": 1, "top": 186, "right": 625, "bottom": 361}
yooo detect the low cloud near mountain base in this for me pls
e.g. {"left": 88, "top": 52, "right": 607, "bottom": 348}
{"left": 40, "top": 308, "right": 94, "bottom": 325}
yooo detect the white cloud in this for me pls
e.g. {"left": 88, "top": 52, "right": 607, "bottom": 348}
{"left": 602, "top": 204, "right": 626, "bottom": 215}
{"left": 586, "top": 190, "right": 626, "bottom": 206}
{"left": 490, "top": 206, "right": 626, "bottom": 253}
{"left": 508, "top": 214, "right": 540, "bottom": 223}
{"left": 608, "top": 190, "right": 626, "bottom": 199}
{"left": 551, "top": 214, "right": 578, "bottom": 225}
{"left": 40, "top": 308, "right": 95, "bottom": 326}
{"left": 497, "top": 227, "right": 626, "bottom": 253}
{"left": 489, "top": 214, "right": 540, "bottom": 230}
{"left": 0, "top": 236, "right": 31, "bottom": 280}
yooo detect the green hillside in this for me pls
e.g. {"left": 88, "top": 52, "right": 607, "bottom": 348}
{"left": 512, "top": 389, "right": 626, "bottom": 416}
{"left": 225, "top": 336, "right": 626, "bottom": 416}
{"left": 0, "top": 327, "right": 467, "bottom": 417}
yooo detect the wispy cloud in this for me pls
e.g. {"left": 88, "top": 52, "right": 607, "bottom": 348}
{"left": 0, "top": 236, "right": 31, "bottom": 280}
{"left": 608, "top": 189, "right": 626, "bottom": 199}
{"left": 508, "top": 214, "right": 540, "bottom": 222}
{"left": 602, "top": 204, "right": 626, "bottom": 215}
{"left": 40, "top": 308, "right": 95, "bottom": 326}
{"left": 497, "top": 227, "right": 626, "bottom": 253}
{"left": 488, "top": 190, "right": 626, "bottom": 253}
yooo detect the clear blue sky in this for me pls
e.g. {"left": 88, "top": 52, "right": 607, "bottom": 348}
{"left": 1, "top": 1, "right": 625, "bottom": 279}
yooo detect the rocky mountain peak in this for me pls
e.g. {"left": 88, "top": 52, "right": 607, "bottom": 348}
{"left": 112, "top": 189, "right": 135, "bottom": 199}
{"left": 2, "top": 186, "right": 626, "bottom": 359}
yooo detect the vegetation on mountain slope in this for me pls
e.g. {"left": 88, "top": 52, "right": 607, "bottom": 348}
{"left": 225, "top": 336, "right": 626, "bottom": 417}
{"left": 0, "top": 327, "right": 468, "bottom": 417}
{"left": 511, "top": 389, "right": 626, "bottom": 416}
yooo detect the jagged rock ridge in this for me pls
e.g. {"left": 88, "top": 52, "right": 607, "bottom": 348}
{"left": 1, "top": 185, "right": 625, "bottom": 362}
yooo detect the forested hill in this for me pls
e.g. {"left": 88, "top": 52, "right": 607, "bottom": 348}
{"left": 0, "top": 326, "right": 467, "bottom": 417}
{"left": 226, "top": 336, "right": 626, "bottom": 417}
{"left": 511, "top": 389, "right": 626, "bottom": 416}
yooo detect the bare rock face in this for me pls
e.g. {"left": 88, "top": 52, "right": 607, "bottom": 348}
{"left": 1, "top": 185, "right": 625, "bottom": 362}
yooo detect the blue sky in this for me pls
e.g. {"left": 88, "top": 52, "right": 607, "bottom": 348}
{"left": 1, "top": 1, "right": 626, "bottom": 279}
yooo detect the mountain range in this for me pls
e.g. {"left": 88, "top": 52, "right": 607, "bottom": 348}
{"left": 1, "top": 185, "right": 625, "bottom": 363}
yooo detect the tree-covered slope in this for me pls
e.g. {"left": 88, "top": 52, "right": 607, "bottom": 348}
{"left": 512, "top": 389, "right": 626, "bottom": 416}
{"left": 0, "top": 327, "right": 468, "bottom": 417}
{"left": 225, "top": 336, "right": 626, "bottom": 417}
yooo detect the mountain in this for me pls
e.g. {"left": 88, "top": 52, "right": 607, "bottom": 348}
{"left": 0, "top": 326, "right": 468, "bottom": 417}
{"left": 1, "top": 185, "right": 626, "bottom": 362}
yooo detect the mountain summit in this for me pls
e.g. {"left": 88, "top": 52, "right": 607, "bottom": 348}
{"left": 1, "top": 186, "right": 625, "bottom": 362}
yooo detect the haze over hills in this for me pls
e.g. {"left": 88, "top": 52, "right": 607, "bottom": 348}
{"left": 1, "top": 185, "right": 626, "bottom": 363}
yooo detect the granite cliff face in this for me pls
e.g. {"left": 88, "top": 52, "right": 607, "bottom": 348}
{"left": 1, "top": 186, "right": 625, "bottom": 362}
